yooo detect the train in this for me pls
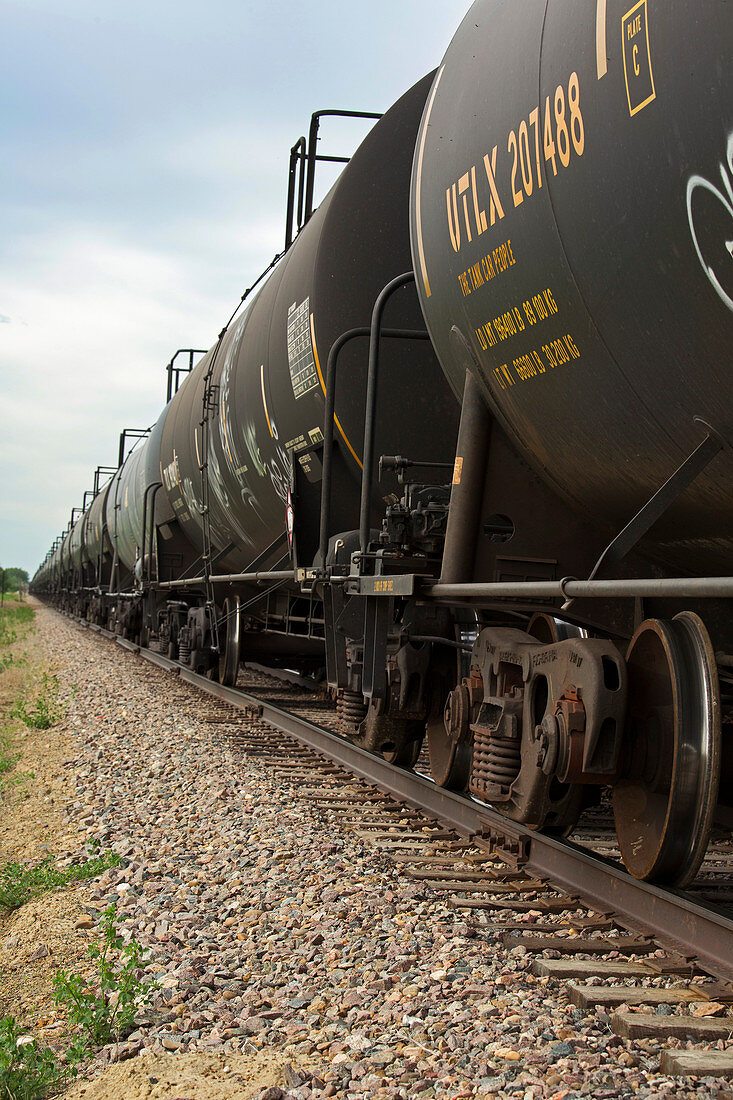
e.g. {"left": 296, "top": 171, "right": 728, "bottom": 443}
{"left": 33, "top": 0, "right": 733, "bottom": 890}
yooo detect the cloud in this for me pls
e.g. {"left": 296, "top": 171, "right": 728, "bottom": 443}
{"left": 0, "top": 226, "right": 225, "bottom": 565}
{"left": 0, "top": 0, "right": 472, "bottom": 572}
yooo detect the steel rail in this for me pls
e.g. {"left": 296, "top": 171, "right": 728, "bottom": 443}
{"left": 77, "top": 614, "right": 733, "bottom": 983}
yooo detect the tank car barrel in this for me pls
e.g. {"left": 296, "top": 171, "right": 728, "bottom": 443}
{"left": 410, "top": 0, "right": 733, "bottom": 577}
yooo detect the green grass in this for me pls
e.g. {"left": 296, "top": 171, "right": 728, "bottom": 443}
{"left": 0, "top": 908, "right": 155, "bottom": 1097}
{"left": 0, "top": 605, "right": 34, "bottom": 650}
{"left": 0, "top": 739, "right": 20, "bottom": 777}
{"left": 0, "top": 605, "right": 35, "bottom": 789}
{"left": 11, "top": 675, "right": 64, "bottom": 732}
{"left": 0, "top": 850, "right": 122, "bottom": 914}
{"left": 0, "top": 654, "right": 26, "bottom": 676}
{"left": 54, "top": 905, "right": 156, "bottom": 1046}
{"left": 0, "top": 729, "right": 28, "bottom": 798}
{"left": 0, "top": 1015, "right": 79, "bottom": 1100}
{"left": 0, "top": 602, "right": 34, "bottom": 624}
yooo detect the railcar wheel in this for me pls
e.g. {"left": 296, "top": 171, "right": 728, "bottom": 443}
{"left": 426, "top": 648, "right": 473, "bottom": 790}
{"left": 383, "top": 739, "right": 422, "bottom": 768}
{"left": 218, "top": 596, "right": 241, "bottom": 687}
{"left": 613, "top": 612, "right": 721, "bottom": 887}
{"left": 527, "top": 612, "right": 588, "bottom": 643}
{"left": 426, "top": 712, "right": 472, "bottom": 790}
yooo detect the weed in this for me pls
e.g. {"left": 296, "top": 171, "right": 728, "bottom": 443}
{"left": 0, "top": 1015, "right": 79, "bottom": 1100}
{"left": 0, "top": 654, "right": 26, "bottom": 675}
{"left": 0, "top": 605, "right": 33, "bottom": 650}
{"left": 0, "top": 746, "right": 20, "bottom": 777}
{"left": 0, "top": 732, "right": 22, "bottom": 796}
{"left": 0, "top": 850, "right": 121, "bottom": 913}
{"left": 54, "top": 906, "right": 156, "bottom": 1045}
{"left": 0, "top": 603, "right": 34, "bottom": 627}
{"left": 12, "top": 675, "right": 64, "bottom": 731}
{"left": 0, "top": 765, "right": 35, "bottom": 800}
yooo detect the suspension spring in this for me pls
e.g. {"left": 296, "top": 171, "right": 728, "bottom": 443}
{"left": 178, "top": 627, "right": 191, "bottom": 666}
{"left": 471, "top": 730, "right": 521, "bottom": 797}
{"left": 337, "top": 689, "right": 367, "bottom": 734}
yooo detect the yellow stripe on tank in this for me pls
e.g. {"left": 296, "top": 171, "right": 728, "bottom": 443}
{"left": 310, "top": 312, "right": 363, "bottom": 470}
{"left": 260, "top": 362, "right": 274, "bottom": 438}
{"left": 413, "top": 64, "right": 446, "bottom": 298}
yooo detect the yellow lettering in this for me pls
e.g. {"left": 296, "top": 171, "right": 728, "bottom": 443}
{"left": 483, "top": 146, "right": 505, "bottom": 225}
{"left": 564, "top": 333, "right": 580, "bottom": 358}
{"left": 471, "top": 164, "right": 487, "bottom": 234}
{"left": 458, "top": 172, "right": 473, "bottom": 244}
{"left": 446, "top": 183, "right": 460, "bottom": 252}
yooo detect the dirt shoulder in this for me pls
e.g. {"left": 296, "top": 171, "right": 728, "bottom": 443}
{"left": 0, "top": 598, "right": 93, "bottom": 1032}
{"left": 0, "top": 604, "right": 320, "bottom": 1100}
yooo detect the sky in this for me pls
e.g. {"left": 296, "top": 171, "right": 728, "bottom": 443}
{"left": 1, "top": 0, "right": 472, "bottom": 574}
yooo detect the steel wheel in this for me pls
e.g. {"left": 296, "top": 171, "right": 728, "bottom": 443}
{"left": 423, "top": 645, "right": 473, "bottom": 790}
{"left": 383, "top": 738, "right": 422, "bottom": 768}
{"left": 527, "top": 612, "right": 588, "bottom": 644}
{"left": 218, "top": 596, "right": 241, "bottom": 687}
{"left": 427, "top": 713, "right": 472, "bottom": 789}
{"left": 613, "top": 613, "right": 721, "bottom": 886}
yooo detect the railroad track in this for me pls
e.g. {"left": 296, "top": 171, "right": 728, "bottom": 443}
{"left": 66, "top": 611, "right": 733, "bottom": 1079}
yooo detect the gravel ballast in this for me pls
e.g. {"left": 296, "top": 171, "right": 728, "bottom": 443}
{"left": 15, "top": 607, "right": 733, "bottom": 1099}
